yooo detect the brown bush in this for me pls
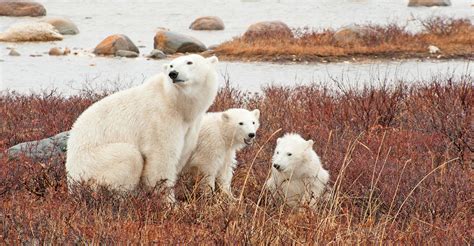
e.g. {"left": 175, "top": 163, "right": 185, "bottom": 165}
{"left": 1, "top": 76, "right": 472, "bottom": 243}
{"left": 209, "top": 17, "right": 474, "bottom": 62}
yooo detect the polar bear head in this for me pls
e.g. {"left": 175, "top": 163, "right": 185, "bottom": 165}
{"left": 272, "top": 133, "right": 315, "bottom": 177}
{"left": 163, "top": 54, "right": 218, "bottom": 86}
{"left": 222, "top": 108, "right": 261, "bottom": 148}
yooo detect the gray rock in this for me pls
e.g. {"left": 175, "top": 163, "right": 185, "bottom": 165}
{"left": 243, "top": 21, "right": 293, "bottom": 41}
{"left": 154, "top": 30, "right": 207, "bottom": 54}
{"left": 189, "top": 16, "right": 225, "bottom": 30}
{"left": 148, "top": 49, "right": 166, "bottom": 59}
{"left": 408, "top": 0, "right": 451, "bottom": 6}
{"left": 0, "top": 2, "right": 46, "bottom": 17}
{"left": 115, "top": 50, "right": 139, "bottom": 58}
{"left": 7, "top": 131, "right": 70, "bottom": 161}
{"left": 8, "top": 49, "right": 20, "bottom": 56}
{"left": 333, "top": 25, "right": 379, "bottom": 44}
{"left": 40, "top": 17, "right": 79, "bottom": 35}
{"left": 94, "top": 34, "right": 139, "bottom": 56}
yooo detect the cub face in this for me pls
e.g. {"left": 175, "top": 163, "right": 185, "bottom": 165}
{"left": 222, "top": 108, "right": 261, "bottom": 146}
{"left": 163, "top": 54, "right": 218, "bottom": 86}
{"left": 272, "top": 133, "right": 314, "bottom": 174}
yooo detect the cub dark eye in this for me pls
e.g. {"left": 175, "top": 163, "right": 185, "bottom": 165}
{"left": 187, "top": 61, "right": 193, "bottom": 65}
{"left": 276, "top": 151, "right": 280, "bottom": 154}
{"left": 170, "top": 65, "right": 173, "bottom": 68}
{"left": 287, "top": 153, "right": 292, "bottom": 156}
{"left": 239, "top": 122, "right": 244, "bottom": 125}
{"left": 252, "top": 121, "right": 255, "bottom": 125}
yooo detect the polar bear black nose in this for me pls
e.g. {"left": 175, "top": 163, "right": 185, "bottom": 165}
{"left": 169, "top": 70, "right": 179, "bottom": 79}
{"left": 273, "top": 164, "right": 280, "bottom": 170}
{"left": 248, "top": 133, "right": 255, "bottom": 138}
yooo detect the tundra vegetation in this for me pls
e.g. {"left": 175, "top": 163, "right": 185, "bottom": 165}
{"left": 1, "top": 74, "right": 472, "bottom": 244}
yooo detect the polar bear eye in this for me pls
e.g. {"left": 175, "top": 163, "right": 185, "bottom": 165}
{"left": 287, "top": 153, "right": 292, "bottom": 156}
{"left": 252, "top": 121, "right": 255, "bottom": 125}
{"left": 170, "top": 65, "right": 173, "bottom": 68}
{"left": 187, "top": 61, "right": 193, "bottom": 65}
{"left": 276, "top": 151, "right": 280, "bottom": 154}
{"left": 239, "top": 122, "right": 244, "bottom": 125}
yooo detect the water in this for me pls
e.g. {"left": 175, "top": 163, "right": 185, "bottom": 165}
{"left": 1, "top": 0, "right": 473, "bottom": 93}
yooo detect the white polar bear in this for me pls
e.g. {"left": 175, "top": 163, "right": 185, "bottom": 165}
{"left": 65, "top": 54, "right": 219, "bottom": 202}
{"left": 184, "top": 108, "right": 261, "bottom": 198}
{"left": 265, "top": 133, "right": 330, "bottom": 208}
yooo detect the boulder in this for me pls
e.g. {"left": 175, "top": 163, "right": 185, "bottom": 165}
{"left": 408, "top": 0, "right": 451, "bottom": 6}
{"left": 154, "top": 30, "right": 207, "bottom": 54}
{"left": 189, "top": 16, "right": 225, "bottom": 30}
{"left": 243, "top": 21, "right": 293, "bottom": 41}
{"left": 8, "top": 48, "right": 20, "bottom": 56}
{"left": 115, "top": 50, "right": 138, "bottom": 58}
{"left": 6, "top": 131, "right": 69, "bottom": 161}
{"left": 40, "top": 17, "right": 79, "bottom": 35}
{"left": 49, "top": 47, "right": 69, "bottom": 56}
{"left": 0, "top": 1, "right": 46, "bottom": 17}
{"left": 333, "top": 25, "right": 378, "bottom": 44}
{"left": 148, "top": 49, "right": 166, "bottom": 59}
{"left": 0, "top": 22, "right": 63, "bottom": 42}
{"left": 93, "top": 34, "right": 139, "bottom": 56}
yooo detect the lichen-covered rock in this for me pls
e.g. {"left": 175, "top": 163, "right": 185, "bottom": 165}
{"left": 189, "top": 16, "right": 225, "bottom": 30}
{"left": 7, "top": 131, "right": 70, "bottom": 161}
{"left": 243, "top": 21, "right": 293, "bottom": 41}
{"left": 333, "top": 25, "right": 379, "bottom": 44}
{"left": 408, "top": 0, "right": 451, "bottom": 7}
{"left": 40, "top": 17, "right": 79, "bottom": 35}
{"left": 93, "top": 34, "right": 139, "bottom": 56}
{"left": 154, "top": 30, "right": 207, "bottom": 54}
{"left": 0, "top": 1, "right": 46, "bottom": 17}
{"left": 0, "top": 22, "right": 63, "bottom": 42}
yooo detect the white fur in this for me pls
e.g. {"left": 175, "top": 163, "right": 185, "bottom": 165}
{"left": 66, "top": 54, "right": 219, "bottom": 203}
{"left": 265, "top": 133, "right": 330, "bottom": 207}
{"left": 184, "top": 108, "right": 261, "bottom": 198}
{"left": 0, "top": 22, "right": 63, "bottom": 42}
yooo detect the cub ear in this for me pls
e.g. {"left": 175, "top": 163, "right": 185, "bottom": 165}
{"left": 222, "top": 112, "right": 230, "bottom": 121}
{"left": 162, "top": 63, "right": 169, "bottom": 71}
{"left": 252, "top": 109, "right": 260, "bottom": 119}
{"left": 276, "top": 138, "right": 281, "bottom": 144}
{"left": 206, "top": 56, "right": 218, "bottom": 64}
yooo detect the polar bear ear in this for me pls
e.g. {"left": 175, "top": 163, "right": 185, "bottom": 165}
{"left": 206, "top": 56, "right": 218, "bottom": 64}
{"left": 162, "top": 63, "right": 169, "bottom": 71}
{"left": 222, "top": 112, "right": 230, "bottom": 122}
{"left": 252, "top": 109, "right": 260, "bottom": 119}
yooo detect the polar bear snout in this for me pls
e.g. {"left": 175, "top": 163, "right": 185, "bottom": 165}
{"left": 273, "top": 163, "right": 281, "bottom": 171}
{"left": 169, "top": 70, "right": 185, "bottom": 83}
{"left": 248, "top": 133, "right": 255, "bottom": 138}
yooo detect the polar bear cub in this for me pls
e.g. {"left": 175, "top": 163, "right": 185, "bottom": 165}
{"left": 265, "top": 133, "right": 330, "bottom": 207}
{"left": 184, "top": 108, "right": 261, "bottom": 198}
{"left": 66, "top": 54, "right": 219, "bottom": 202}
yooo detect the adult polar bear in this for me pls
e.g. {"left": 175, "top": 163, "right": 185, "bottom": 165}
{"left": 66, "top": 54, "right": 219, "bottom": 202}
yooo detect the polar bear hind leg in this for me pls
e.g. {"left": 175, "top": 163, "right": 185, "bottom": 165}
{"left": 70, "top": 143, "right": 143, "bottom": 192}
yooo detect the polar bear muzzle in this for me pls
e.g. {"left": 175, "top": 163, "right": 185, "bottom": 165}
{"left": 169, "top": 70, "right": 185, "bottom": 83}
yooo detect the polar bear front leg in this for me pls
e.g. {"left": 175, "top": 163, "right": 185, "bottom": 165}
{"left": 141, "top": 150, "right": 181, "bottom": 204}
{"left": 217, "top": 161, "right": 237, "bottom": 200}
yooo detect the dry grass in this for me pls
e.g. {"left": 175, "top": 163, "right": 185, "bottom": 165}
{"left": 209, "top": 17, "right": 474, "bottom": 62}
{"left": 1, "top": 75, "right": 473, "bottom": 244}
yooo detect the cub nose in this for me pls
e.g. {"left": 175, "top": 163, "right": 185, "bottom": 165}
{"left": 248, "top": 133, "right": 255, "bottom": 138}
{"left": 273, "top": 164, "right": 280, "bottom": 170}
{"left": 169, "top": 70, "right": 178, "bottom": 79}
